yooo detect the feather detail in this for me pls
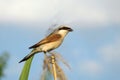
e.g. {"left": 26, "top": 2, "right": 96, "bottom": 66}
{"left": 29, "top": 34, "right": 61, "bottom": 49}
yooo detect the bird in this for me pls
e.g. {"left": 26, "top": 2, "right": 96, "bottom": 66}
{"left": 19, "top": 25, "right": 73, "bottom": 63}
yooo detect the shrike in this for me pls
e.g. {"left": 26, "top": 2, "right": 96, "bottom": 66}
{"left": 19, "top": 25, "right": 73, "bottom": 63}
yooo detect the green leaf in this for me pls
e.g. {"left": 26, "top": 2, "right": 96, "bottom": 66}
{"left": 19, "top": 56, "right": 34, "bottom": 80}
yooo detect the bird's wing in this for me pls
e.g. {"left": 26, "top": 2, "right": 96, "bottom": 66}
{"left": 29, "top": 34, "right": 61, "bottom": 49}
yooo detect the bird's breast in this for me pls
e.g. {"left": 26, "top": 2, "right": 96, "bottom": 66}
{"left": 40, "top": 39, "right": 63, "bottom": 52}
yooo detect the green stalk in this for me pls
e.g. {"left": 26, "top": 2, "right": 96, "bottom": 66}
{"left": 19, "top": 56, "right": 34, "bottom": 80}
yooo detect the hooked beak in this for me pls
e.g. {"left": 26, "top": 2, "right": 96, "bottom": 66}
{"left": 68, "top": 28, "right": 73, "bottom": 32}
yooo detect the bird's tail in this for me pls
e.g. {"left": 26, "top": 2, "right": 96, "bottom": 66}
{"left": 19, "top": 50, "right": 39, "bottom": 63}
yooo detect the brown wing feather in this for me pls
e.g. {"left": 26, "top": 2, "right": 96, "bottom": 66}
{"left": 29, "top": 34, "right": 61, "bottom": 49}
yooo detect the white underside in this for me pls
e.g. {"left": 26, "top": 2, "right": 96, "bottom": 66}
{"left": 36, "top": 40, "right": 63, "bottom": 52}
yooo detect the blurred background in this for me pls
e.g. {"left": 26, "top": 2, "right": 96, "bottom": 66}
{"left": 0, "top": 0, "right": 120, "bottom": 80}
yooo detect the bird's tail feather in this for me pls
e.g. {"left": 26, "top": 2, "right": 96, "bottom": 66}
{"left": 19, "top": 50, "right": 39, "bottom": 63}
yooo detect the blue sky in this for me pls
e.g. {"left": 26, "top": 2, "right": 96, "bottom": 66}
{"left": 0, "top": 0, "right": 120, "bottom": 80}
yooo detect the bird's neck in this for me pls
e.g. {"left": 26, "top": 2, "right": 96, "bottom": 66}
{"left": 58, "top": 30, "right": 69, "bottom": 38}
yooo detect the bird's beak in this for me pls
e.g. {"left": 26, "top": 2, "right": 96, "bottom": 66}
{"left": 69, "top": 28, "right": 73, "bottom": 32}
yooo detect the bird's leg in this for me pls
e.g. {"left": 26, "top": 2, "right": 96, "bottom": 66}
{"left": 43, "top": 51, "right": 47, "bottom": 57}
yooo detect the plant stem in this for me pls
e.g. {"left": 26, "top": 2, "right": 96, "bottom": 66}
{"left": 51, "top": 55, "right": 57, "bottom": 80}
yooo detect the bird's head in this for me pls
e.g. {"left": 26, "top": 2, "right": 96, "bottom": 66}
{"left": 58, "top": 25, "right": 73, "bottom": 32}
{"left": 56, "top": 25, "right": 73, "bottom": 36}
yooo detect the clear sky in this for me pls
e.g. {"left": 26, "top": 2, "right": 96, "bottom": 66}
{"left": 0, "top": 0, "right": 120, "bottom": 80}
